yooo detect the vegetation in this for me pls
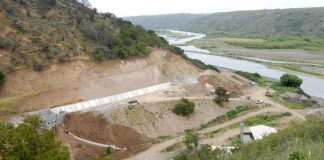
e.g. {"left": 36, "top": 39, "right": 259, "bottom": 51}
{"left": 226, "top": 105, "right": 250, "bottom": 119}
{"left": 174, "top": 129, "right": 229, "bottom": 160}
{"left": 271, "top": 82, "right": 312, "bottom": 109}
{"left": 174, "top": 117, "right": 324, "bottom": 160}
{"left": 280, "top": 65, "right": 324, "bottom": 77}
{"left": 243, "top": 112, "right": 292, "bottom": 126}
{"left": 172, "top": 98, "right": 195, "bottom": 117}
{"left": 0, "top": 69, "right": 4, "bottom": 87}
{"left": 214, "top": 87, "right": 229, "bottom": 106}
{"left": 0, "top": 115, "right": 69, "bottom": 159}
{"left": 201, "top": 105, "right": 258, "bottom": 129}
{"left": 280, "top": 74, "right": 303, "bottom": 88}
{"left": 235, "top": 71, "right": 266, "bottom": 85}
{"left": 183, "top": 129, "right": 199, "bottom": 150}
{"left": 171, "top": 46, "right": 220, "bottom": 72}
{"left": 223, "top": 34, "right": 324, "bottom": 51}
{"left": 228, "top": 117, "right": 324, "bottom": 160}
{"left": 0, "top": 0, "right": 173, "bottom": 71}
{"left": 126, "top": 8, "right": 324, "bottom": 37}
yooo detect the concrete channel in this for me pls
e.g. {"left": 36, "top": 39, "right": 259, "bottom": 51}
{"left": 11, "top": 77, "right": 198, "bottom": 127}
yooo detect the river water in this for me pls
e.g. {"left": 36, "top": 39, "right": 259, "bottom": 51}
{"left": 160, "top": 30, "right": 324, "bottom": 98}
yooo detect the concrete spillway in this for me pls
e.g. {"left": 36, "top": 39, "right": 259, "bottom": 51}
{"left": 11, "top": 77, "right": 198, "bottom": 127}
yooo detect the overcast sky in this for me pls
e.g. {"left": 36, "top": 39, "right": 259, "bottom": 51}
{"left": 88, "top": 0, "right": 324, "bottom": 17}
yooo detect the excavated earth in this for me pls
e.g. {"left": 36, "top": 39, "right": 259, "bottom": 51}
{"left": 0, "top": 49, "right": 200, "bottom": 113}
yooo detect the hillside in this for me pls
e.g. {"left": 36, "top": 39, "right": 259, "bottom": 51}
{"left": 0, "top": 0, "right": 215, "bottom": 119}
{"left": 123, "top": 13, "right": 206, "bottom": 30}
{"left": 0, "top": 0, "right": 168, "bottom": 72}
{"left": 125, "top": 7, "right": 324, "bottom": 36}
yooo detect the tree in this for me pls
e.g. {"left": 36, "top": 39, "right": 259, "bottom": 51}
{"left": 214, "top": 87, "right": 229, "bottom": 106}
{"left": 0, "top": 116, "right": 69, "bottom": 159}
{"left": 0, "top": 69, "right": 4, "bottom": 87}
{"left": 280, "top": 74, "right": 303, "bottom": 88}
{"left": 78, "top": 0, "right": 91, "bottom": 7}
{"left": 184, "top": 129, "right": 199, "bottom": 151}
{"left": 172, "top": 98, "right": 195, "bottom": 117}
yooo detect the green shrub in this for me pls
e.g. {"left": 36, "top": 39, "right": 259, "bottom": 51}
{"left": 0, "top": 115, "right": 69, "bottom": 159}
{"left": 280, "top": 74, "right": 303, "bottom": 87}
{"left": 0, "top": 69, "right": 4, "bottom": 87}
{"left": 183, "top": 129, "right": 199, "bottom": 150}
{"left": 235, "top": 71, "right": 266, "bottom": 85}
{"left": 32, "top": 62, "right": 43, "bottom": 72}
{"left": 214, "top": 87, "right": 229, "bottom": 106}
{"left": 172, "top": 98, "right": 195, "bottom": 117}
{"left": 289, "top": 151, "right": 308, "bottom": 160}
{"left": 226, "top": 105, "right": 250, "bottom": 119}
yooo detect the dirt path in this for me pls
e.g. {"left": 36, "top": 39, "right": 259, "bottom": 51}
{"left": 68, "top": 132, "right": 123, "bottom": 150}
{"left": 128, "top": 87, "right": 306, "bottom": 160}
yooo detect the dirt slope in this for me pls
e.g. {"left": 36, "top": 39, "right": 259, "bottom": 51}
{"left": 62, "top": 112, "right": 155, "bottom": 160}
{"left": 0, "top": 49, "right": 200, "bottom": 113}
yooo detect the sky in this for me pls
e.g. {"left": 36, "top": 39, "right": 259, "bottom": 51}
{"left": 88, "top": 0, "right": 324, "bottom": 17}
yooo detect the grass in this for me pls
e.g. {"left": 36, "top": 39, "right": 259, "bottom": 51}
{"left": 235, "top": 71, "right": 267, "bottom": 86}
{"left": 271, "top": 82, "right": 304, "bottom": 95}
{"left": 228, "top": 117, "right": 324, "bottom": 160}
{"left": 244, "top": 112, "right": 292, "bottom": 126}
{"left": 280, "top": 65, "right": 324, "bottom": 77}
{"left": 271, "top": 82, "right": 313, "bottom": 109}
{"left": 228, "top": 112, "right": 292, "bottom": 129}
{"left": 163, "top": 142, "right": 183, "bottom": 152}
{"left": 200, "top": 105, "right": 259, "bottom": 129}
{"left": 226, "top": 105, "right": 251, "bottom": 119}
{"left": 158, "top": 135, "right": 172, "bottom": 140}
{"left": 203, "top": 128, "right": 226, "bottom": 138}
{"left": 0, "top": 91, "right": 42, "bottom": 108}
{"left": 209, "top": 31, "right": 324, "bottom": 52}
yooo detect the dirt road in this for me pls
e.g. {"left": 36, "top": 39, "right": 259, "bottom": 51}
{"left": 127, "top": 86, "right": 306, "bottom": 160}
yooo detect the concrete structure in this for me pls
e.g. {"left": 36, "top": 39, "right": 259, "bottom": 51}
{"left": 11, "top": 77, "right": 198, "bottom": 127}
{"left": 242, "top": 125, "right": 277, "bottom": 144}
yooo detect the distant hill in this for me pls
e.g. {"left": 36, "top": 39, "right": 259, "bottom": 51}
{"left": 123, "top": 13, "right": 206, "bottom": 30}
{"left": 125, "top": 7, "right": 324, "bottom": 36}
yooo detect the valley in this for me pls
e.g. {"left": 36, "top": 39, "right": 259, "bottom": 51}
{"left": 0, "top": 1, "right": 323, "bottom": 160}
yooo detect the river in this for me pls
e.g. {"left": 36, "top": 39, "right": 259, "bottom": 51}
{"left": 159, "top": 30, "right": 324, "bottom": 98}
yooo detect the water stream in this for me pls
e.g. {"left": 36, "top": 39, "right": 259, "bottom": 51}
{"left": 160, "top": 30, "right": 324, "bottom": 98}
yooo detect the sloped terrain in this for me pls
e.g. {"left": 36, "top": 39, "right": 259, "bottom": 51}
{"left": 125, "top": 7, "right": 324, "bottom": 35}
{"left": 0, "top": 49, "right": 200, "bottom": 113}
{"left": 62, "top": 112, "right": 154, "bottom": 160}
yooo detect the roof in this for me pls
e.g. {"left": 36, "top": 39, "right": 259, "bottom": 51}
{"left": 249, "top": 125, "right": 277, "bottom": 140}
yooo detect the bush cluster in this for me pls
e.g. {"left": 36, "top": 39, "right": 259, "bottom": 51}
{"left": 280, "top": 74, "right": 303, "bottom": 87}
{"left": 172, "top": 98, "right": 195, "bottom": 117}
{"left": 214, "top": 87, "right": 229, "bottom": 106}
{"left": 170, "top": 46, "right": 220, "bottom": 72}
{"left": 0, "top": 69, "right": 5, "bottom": 87}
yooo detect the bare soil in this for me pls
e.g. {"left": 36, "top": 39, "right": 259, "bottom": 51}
{"left": 0, "top": 49, "right": 200, "bottom": 114}
{"left": 61, "top": 112, "right": 155, "bottom": 160}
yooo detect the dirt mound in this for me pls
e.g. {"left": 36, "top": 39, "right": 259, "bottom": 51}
{"left": 108, "top": 98, "right": 247, "bottom": 138}
{"left": 0, "top": 49, "right": 200, "bottom": 113}
{"left": 63, "top": 112, "right": 154, "bottom": 160}
{"left": 198, "top": 70, "right": 250, "bottom": 97}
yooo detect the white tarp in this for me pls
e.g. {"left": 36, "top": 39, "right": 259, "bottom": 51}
{"left": 249, "top": 125, "right": 277, "bottom": 140}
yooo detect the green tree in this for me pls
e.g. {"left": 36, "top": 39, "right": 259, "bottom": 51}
{"left": 172, "top": 98, "right": 195, "bottom": 117}
{"left": 0, "top": 116, "right": 69, "bottom": 160}
{"left": 280, "top": 74, "right": 303, "bottom": 88}
{"left": 184, "top": 129, "right": 199, "bottom": 151}
{"left": 214, "top": 87, "right": 229, "bottom": 106}
{"left": 0, "top": 69, "right": 4, "bottom": 87}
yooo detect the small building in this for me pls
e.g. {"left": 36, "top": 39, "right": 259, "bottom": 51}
{"left": 242, "top": 125, "right": 277, "bottom": 144}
